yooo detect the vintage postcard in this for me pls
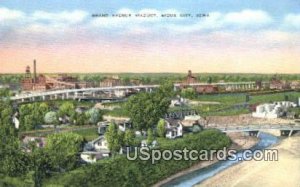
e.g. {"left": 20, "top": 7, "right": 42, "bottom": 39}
{"left": 0, "top": 1, "right": 299, "bottom": 187}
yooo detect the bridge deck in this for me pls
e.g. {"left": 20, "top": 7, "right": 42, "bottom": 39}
{"left": 211, "top": 124, "right": 300, "bottom": 132}
{"left": 11, "top": 85, "right": 160, "bottom": 100}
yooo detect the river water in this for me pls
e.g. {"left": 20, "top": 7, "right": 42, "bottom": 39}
{"left": 162, "top": 132, "right": 279, "bottom": 187}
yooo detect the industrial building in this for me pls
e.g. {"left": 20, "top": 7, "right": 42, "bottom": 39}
{"left": 21, "top": 60, "right": 91, "bottom": 92}
{"left": 252, "top": 101, "right": 297, "bottom": 119}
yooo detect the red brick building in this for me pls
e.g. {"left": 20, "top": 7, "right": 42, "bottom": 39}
{"left": 185, "top": 70, "right": 197, "bottom": 84}
{"left": 195, "top": 85, "right": 218, "bottom": 94}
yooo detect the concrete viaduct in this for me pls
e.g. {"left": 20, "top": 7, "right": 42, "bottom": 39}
{"left": 10, "top": 85, "right": 159, "bottom": 103}
{"left": 211, "top": 124, "right": 300, "bottom": 137}
{"left": 11, "top": 81, "right": 263, "bottom": 103}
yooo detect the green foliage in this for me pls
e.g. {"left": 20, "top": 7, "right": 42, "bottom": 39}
{"left": 44, "top": 130, "right": 231, "bottom": 187}
{"left": 156, "top": 119, "right": 166, "bottom": 137}
{"left": 1, "top": 148, "right": 31, "bottom": 177}
{"left": 85, "top": 108, "right": 102, "bottom": 124}
{"left": 181, "top": 87, "right": 197, "bottom": 99}
{"left": 19, "top": 103, "right": 49, "bottom": 130}
{"left": 105, "top": 123, "right": 123, "bottom": 154}
{"left": 0, "top": 100, "right": 30, "bottom": 178}
{"left": 58, "top": 102, "right": 75, "bottom": 117}
{"left": 147, "top": 128, "right": 154, "bottom": 144}
{"left": 123, "top": 129, "right": 135, "bottom": 146}
{"left": 28, "top": 149, "right": 53, "bottom": 186}
{"left": 0, "top": 88, "right": 12, "bottom": 97}
{"left": 125, "top": 83, "right": 172, "bottom": 130}
{"left": 44, "top": 111, "right": 58, "bottom": 124}
{"left": 45, "top": 133, "right": 84, "bottom": 171}
{"left": 207, "top": 76, "right": 212, "bottom": 84}
{"left": 72, "top": 112, "right": 88, "bottom": 126}
{"left": 0, "top": 100, "right": 18, "bottom": 145}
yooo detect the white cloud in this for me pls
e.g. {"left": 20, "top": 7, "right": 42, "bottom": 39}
{"left": 0, "top": 7, "right": 25, "bottom": 22}
{"left": 31, "top": 10, "right": 88, "bottom": 24}
{"left": 283, "top": 13, "right": 300, "bottom": 29}
{"left": 0, "top": 6, "right": 298, "bottom": 48}
{"left": 164, "top": 10, "right": 273, "bottom": 33}
{"left": 223, "top": 9, "right": 273, "bottom": 26}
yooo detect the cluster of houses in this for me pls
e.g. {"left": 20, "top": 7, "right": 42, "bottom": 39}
{"left": 80, "top": 111, "right": 205, "bottom": 163}
{"left": 252, "top": 101, "right": 298, "bottom": 119}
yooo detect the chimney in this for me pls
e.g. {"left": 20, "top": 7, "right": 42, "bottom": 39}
{"left": 33, "top": 59, "right": 37, "bottom": 83}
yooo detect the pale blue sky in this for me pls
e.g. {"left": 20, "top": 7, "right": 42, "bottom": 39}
{"left": 0, "top": 1, "right": 299, "bottom": 73}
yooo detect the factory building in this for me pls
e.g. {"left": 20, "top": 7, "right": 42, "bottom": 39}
{"left": 21, "top": 60, "right": 49, "bottom": 91}
{"left": 21, "top": 60, "right": 91, "bottom": 92}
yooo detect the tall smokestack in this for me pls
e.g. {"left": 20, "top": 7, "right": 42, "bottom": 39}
{"left": 33, "top": 59, "right": 37, "bottom": 83}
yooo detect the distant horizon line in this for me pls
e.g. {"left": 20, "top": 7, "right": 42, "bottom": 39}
{"left": 0, "top": 72, "right": 299, "bottom": 75}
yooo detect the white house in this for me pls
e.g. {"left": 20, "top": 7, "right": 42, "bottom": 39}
{"left": 92, "top": 136, "right": 109, "bottom": 151}
{"left": 81, "top": 136, "right": 111, "bottom": 163}
{"left": 118, "top": 121, "right": 132, "bottom": 132}
{"left": 170, "top": 97, "right": 187, "bottom": 107}
{"left": 164, "top": 118, "right": 183, "bottom": 139}
{"left": 80, "top": 151, "right": 110, "bottom": 163}
{"left": 252, "top": 101, "right": 297, "bottom": 119}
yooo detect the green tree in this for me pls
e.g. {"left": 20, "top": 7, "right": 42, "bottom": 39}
{"left": 207, "top": 76, "right": 212, "bottom": 84}
{"left": 44, "top": 111, "right": 58, "bottom": 124}
{"left": 105, "top": 123, "right": 123, "bottom": 154}
{"left": 73, "top": 112, "right": 87, "bottom": 126}
{"left": 156, "top": 119, "right": 166, "bottom": 137}
{"left": 123, "top": 130, "right": 135, "bottom": 146}
{"left": 24, "top": 114, "right": 35, "bottom": 130}
{"left": 181, "top": 87, "right": 196, "bottom": 99}
{"left": 58, "top": 102, "right": 75, "bottom": 117}
{"left": 0, "top": 100, "right": 30, "bottom": 177}
{"left": 85, "top": 108, "right": 102, "bottom": 124}
{"left": 18, "top": 103, "right": 49, "bottom": 130}
{"left": 38, "top": 103, "right": 49, "bottom": 116}
{"left": 45, "top": 133, "right": 84, "bottom": 171}
{"left": 1, "top": 149, "right": 31, "bottom": 177}
{"left": 33, "top": 103, "right": 49, "bottom": 127}
{"left": 125, "top": 83, "right": 171, "bottom": 130}
{"left": 147, "top": 128, "right": 154, "bottom": 144}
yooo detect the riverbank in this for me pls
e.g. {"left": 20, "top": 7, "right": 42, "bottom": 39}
{"left": 154, "top": 132, "right": 258, "bottom": 187}
{"left": 198, "top": 135, "right": 300, "bottom": 187}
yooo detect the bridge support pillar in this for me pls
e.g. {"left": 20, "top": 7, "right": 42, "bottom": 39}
{"left": 42, "top": 96, "right": 46, "bottom": 101}
{"left": 289, "top": 130, "right": 293, "bottom": 137}
{"left": 74, "top": 92, "right": 78, "bottom": 99}
{"left": 280, "top": 130, "right": 290, "bottom": 136}
{"left": 249, "top": 131, "right": 259, "bottom": 137}
{"left": 256, "top": 131, "right": 261, "bottom": 137}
